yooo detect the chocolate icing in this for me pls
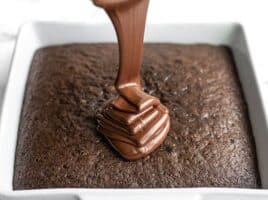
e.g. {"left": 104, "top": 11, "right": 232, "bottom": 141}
{"left": 93, "top": 0, "right": 170, "bottom": 160}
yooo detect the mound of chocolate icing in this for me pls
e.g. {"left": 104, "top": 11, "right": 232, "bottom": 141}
{"left": 96, "top": 96, "right": 170, "bottom": 160}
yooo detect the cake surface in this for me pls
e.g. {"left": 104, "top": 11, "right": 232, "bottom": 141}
{"left": 14, "top": 43, "right": 260, "bottom": 189}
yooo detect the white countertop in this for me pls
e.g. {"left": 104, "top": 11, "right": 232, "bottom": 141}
{"left": 0, "top": 0, "right": 268, "bottom": 109}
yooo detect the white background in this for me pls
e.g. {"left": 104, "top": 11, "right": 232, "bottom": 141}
{"left": 0, "top": 0, "right": 268, "bottom": 107}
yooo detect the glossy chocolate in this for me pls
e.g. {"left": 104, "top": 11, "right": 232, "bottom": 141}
{"left": 93, "top": 0, "right": 170, "bottom": 160}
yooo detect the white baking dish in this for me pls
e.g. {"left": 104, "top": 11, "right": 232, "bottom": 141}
{"left": 0, "top": 22, "right": 268, "bottom": 200}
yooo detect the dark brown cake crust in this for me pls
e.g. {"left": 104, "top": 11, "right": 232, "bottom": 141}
{"left": 14, "top": 44, "right": 260, "bottom": 189}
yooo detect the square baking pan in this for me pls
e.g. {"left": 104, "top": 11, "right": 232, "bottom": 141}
{"left": 1, "top": 22, "right": 268, "bottom": 200}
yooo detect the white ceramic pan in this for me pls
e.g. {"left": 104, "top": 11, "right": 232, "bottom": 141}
{"left": 1, "top": 22, "right": 268, "bottom": 200}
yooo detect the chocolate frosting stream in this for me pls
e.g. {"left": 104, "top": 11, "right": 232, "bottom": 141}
{"left": 93, "top": 0, "right": 170, "bottom": 160}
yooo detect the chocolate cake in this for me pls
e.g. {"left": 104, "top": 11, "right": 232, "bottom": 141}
{"left": 14, "top": 43, "right": 260, "bottom": 189}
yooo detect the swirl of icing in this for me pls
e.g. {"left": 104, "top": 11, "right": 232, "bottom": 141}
{"left": 93, "top": 0, "right": 170, "bottom": 160}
